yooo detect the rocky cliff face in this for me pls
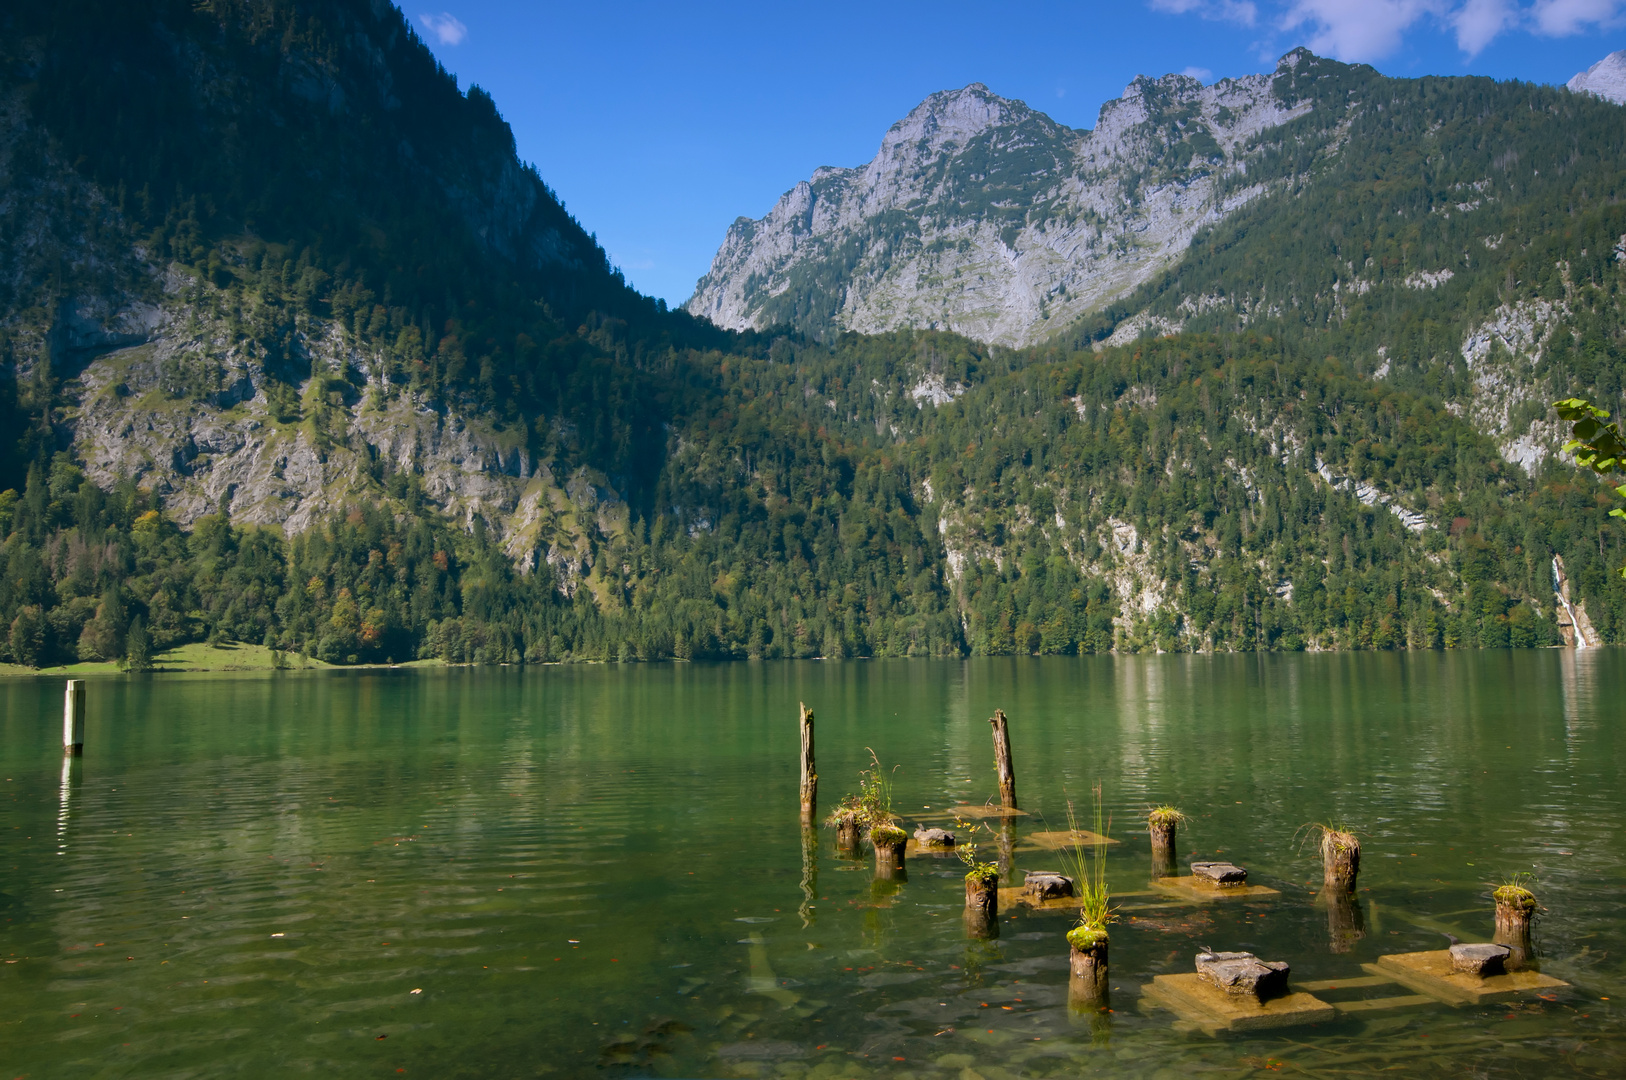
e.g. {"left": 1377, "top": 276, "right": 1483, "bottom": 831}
{"left": 1568, "top": 51, "right": 1626, "bottom": 104}
{"left": 686, "top": 52, "right": 1317, "bottom": 347}
{"left": 0, "top": 2, "right": 629, "bottom": 590}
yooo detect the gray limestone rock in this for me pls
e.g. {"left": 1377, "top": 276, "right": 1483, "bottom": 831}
{"left": 686, "top": 53, "right": 1319, "bottom": 348}
{"left": 1449, "top": 942, "right": 1511, "bottom": 977}
{"left": 1023, "top": 870, "right": 1075, "bottom": 900}
{"left": 1195, "top": 951, "right": 1290, "bottom": 999}
{"left": 1190, "top": 860, "right": 1248, "bottom": 885}
{"left": 912, "top": 827, "right": 955, "bottom": 848}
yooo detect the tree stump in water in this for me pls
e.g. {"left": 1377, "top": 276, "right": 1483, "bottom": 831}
{"left": 1067, "top": 929, "right": 1109, "bottom": 1004}
{"left": 872, "top": 827, "right": 907, "bottom": 880}
{"left": 1321, "top": 829, "right": 1360, "bottom": 893}
{"left": 833, "top": 811, "right": 860, "bottom": 852}
{"left": 964, "top": 872, "right": 998, "bottom": 938}
{"left": 1493, "top": 885, "right": 1538, "bottom": 966}
{"left": 1148, "top": 809, "right": 1180, "bottom": 879}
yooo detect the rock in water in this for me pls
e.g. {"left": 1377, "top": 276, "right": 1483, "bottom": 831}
{"left": 1190, "top": 861, "right": 1248, "bottom": 885}
{"left": 1023, "top": 871, "right": 1075, "bottom": 900}
{"left": 1450, "top": 942, "right": 1511, "bottom": 976}
{"left": 1195, "top": 951, "right": 1291, "bottom": 999}
{"left": 912, "top": 827, "right": 955, "bottom": 848}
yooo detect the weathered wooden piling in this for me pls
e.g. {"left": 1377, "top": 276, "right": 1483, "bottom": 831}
{"left": 871, "top": 824, "right": 907, "bottom": 879}
{"left": 1493, "top": 883, "right": 1538, "bottom": 965}
{"left": 1067, "top": 927, "right": 1109, "bottom": 1004}
{"left": 798, "top": 702, "right": 816, "bottom": 824}
{"left": 1321, "top": 828, "right": 1360, "bottom": 893}
{"left": 963, "top": 871, "right": 999, "bottom": 938}
{"left": 833, "top": 810, "right": 861, "bottom": 852}
{"left": 989, "top": 709, "right": 1017, "bottom": 807}
{"left": 63, "top": 680, "right": 85, "bottom": 756}
{"left": 1148, "top": 807, "right": 1182, "bottom": 878}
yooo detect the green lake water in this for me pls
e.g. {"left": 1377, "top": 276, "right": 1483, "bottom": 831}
{"left": 0, "top": 652, "right": 1622, "bottom": 1078}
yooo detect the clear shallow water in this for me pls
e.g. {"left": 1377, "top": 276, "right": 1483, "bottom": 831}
{"left": 0, "top": 651, "right": 1622, "bottom": 1078}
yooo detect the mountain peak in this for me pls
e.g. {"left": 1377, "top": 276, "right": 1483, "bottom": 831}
{"left": 1568, "top": 50, "right": 1626, "bottom": 104}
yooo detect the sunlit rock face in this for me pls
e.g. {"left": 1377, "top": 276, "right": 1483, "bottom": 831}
{"left": 686, "top": 51, "right": 1319, "bottom": 347}
{"left": 1568, "top": 51, "right": 1626, "bottom": 104}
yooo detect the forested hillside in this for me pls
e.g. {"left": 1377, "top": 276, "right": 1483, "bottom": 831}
{"left": 0, "top": 0, "right": 1621, "bottom": 668}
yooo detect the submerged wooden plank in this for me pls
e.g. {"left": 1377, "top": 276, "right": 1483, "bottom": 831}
{"left": 1142, "top": 973, "right": 1334, "bottom": 1033}
{"left": 1369, "top": 951, "right": 1569, "bottom": 1005}
{"left": 1297, "top": 974, "right": 1396, "bottom": 992}
{"left": 1331, "top": 994, "right": 1436, "bottom": 1013}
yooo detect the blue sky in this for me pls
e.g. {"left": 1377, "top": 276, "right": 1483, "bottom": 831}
{"left": 413, "top": 1, "right": 1626, "bottom": 306}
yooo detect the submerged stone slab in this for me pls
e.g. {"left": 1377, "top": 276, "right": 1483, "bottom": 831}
{"left": 1190, "top": 861, "right": 1248, "bottom": 885}
{"left": 1154, "top": 876, "right": 1281, "bottom": 902}
{"left": 1022, "top": 829, "right": 1120, "bottom": 850}
{"left": 1141, "top": 973, "right": 1334, "bottom": 1034}
{"left": 996, "top": 885, "right": 1080, "bottom": 911}
{"left": 912, "top": 804, "right": 1029, "bottom": 820}
{"left": 1450, "top": 942, "right": 1511, "bottom": 976}
{"left": 1195, "top": 951, "right": 1291, "bottom": 1000}
{"left": 1371, "top": 951, "right": 1568, "bottom": 1005}
{"left": 1024, "top": 870, "right": 1075, "bottom": 900}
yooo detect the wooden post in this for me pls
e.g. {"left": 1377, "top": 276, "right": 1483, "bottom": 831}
{"left": 63, "top": 680, "right": 85, "bottom": 756}
{"left": 964, "top": 872, "right": 998, "bottom": 939}
{"left": 1493, "top": 885, "right": 1537, "bottom": 966}
{"left": 1321, "top": 829, "right": 1360, "bottom": 893}
{"left": 1148, "top": 809, "right": 1178, "bottom": 880}
{"left": 1068, "top": 933, "right": 1109, "bottom": 1006}
{"left": 798, "top": 702, "right": 816, "bottom": 824}
{"left": 989, "top": 709, "right": 1016, "bottom": 808}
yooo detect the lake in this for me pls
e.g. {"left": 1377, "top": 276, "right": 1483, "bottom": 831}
{"left": 1, "top": 651, "right": 1621, "bottom": 1078}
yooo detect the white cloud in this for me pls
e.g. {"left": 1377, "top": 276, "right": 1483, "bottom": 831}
{"left": 1281, "top": 0, "right": 1445, "bottom": 63}
{"left": 1181, "top": 65, "right": 1216, "bottom": 80}
{"left": 1453, "top": 0, "right": 1519, "bottom": 52}
{"left": 1159, "top": 0, "right": 1626, "bottom": 60}
{"left": 419, "top": 12, "right": 468, "bottom": 46}
{"left": 1150, "top": 0, "right": 1261, "bottom": 26}
{"left": 1531, "top": 0, "right": 1625, "bottom": 35}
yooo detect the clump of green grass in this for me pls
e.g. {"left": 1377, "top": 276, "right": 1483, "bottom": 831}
{"left": 1060, "top": 783, "right": 1115, "bottom": 940}
{"left": 1319, "top": 824, "right": 1359, "bottom": 859}
{"left": 1293, "top": 821, "right": 1360, "bottom": 858}
{"left": 952, "top": 814, "right": 1000, "bottom": 883}
{"left": 869, "top": 823, "right": 907, "bottom": 846}
{"left": 1147, "top": 805, "right": 1187, "bottom": 829}
{"left": 825, "top": 748, "right": 897, "bottom": 830}
{"left": 1066, "top": 925, "right": 1107, "bottom": 950}
{"left": 1493, "top": 873, "right": 1539, "bottom": 912}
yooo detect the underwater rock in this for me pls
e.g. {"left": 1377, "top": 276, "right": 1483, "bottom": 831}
{"left": 1450, "top": 942, "right": 1511, "bottom": 976}
{"left": 1195, "top": 950, "right": 1290, "bottom": 999}
{"left": 1024, "top": 870, "right": 1075, "bottom": 900}
{"left": 1190, "top": 861, "right": 1248, "bottom": 885}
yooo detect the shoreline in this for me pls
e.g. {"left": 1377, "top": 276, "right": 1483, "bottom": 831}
{"left": 0, "top": 641, "right": 445, "bottom": 677}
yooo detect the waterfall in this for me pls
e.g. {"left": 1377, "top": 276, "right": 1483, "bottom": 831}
{"left": 1553, "top": 556, "right": 1589, "bottom": 650}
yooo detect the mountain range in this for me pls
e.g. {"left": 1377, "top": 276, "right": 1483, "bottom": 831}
{"left": 0, "top": 0, "right": 1622, "bottom": 670}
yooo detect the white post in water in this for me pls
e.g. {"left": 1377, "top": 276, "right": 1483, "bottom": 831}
{"left": 63, "top": 680, "right": 85, "bottom": 755}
